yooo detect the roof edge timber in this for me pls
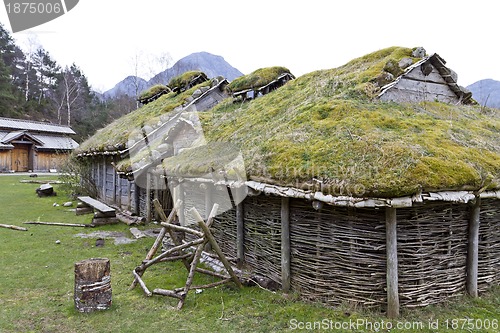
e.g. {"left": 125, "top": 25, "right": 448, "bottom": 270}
{"left": 154, "top": 177, "right": 500, "bottom": 208}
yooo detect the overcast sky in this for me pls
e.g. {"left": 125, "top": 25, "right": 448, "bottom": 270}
{"left": 0, "top": 0, "right": 498, "bottom": 93}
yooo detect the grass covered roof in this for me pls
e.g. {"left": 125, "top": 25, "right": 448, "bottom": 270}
{"left": 78, "top": 46, "right": 500, "bottom": 198}
{"left": 76, "top": 80, "right": 212, "bottom": 153}
{"left": 228, "top": 66, "right": 293, "bottom": 93}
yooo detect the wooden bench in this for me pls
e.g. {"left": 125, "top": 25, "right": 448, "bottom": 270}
{"left": 77, "top": 196, "right": 118, "bottom": 226}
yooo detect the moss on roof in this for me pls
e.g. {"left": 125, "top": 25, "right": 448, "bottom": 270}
{"left": 76, "top": 80, "right": 212, "bottom": 153}
{"left": 228, "top": 66, "right": 293, "bottom": 93}
{"left": 138, "top": 84, "right": 170, "bottom": 100}
{"left": 176, "top": 47, "right": 500, "bottom": 197}
{"left": 79, "top": 46, "right": 500, "bottom": 198}
{"left": 168, "top": 71, "right": 206, "bottom": 91}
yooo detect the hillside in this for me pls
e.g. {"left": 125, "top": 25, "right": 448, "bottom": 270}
{"left": 104, "top": 52, "right": 242, "bottom": 98}
{"left": 467, "top": 79, "right": 500, "bottom": 108}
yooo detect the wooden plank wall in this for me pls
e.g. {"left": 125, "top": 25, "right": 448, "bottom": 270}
{"left": 0, "top": 150, "right": 10, "bottom": 172}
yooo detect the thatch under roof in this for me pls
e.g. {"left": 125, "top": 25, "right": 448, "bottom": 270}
{"left": 78, "top": 46, "right": 500, "bottom": 198}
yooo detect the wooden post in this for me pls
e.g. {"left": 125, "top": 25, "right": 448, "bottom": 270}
{"left": 204, "top": 183, "right": 214, "bottom": 251}
{"left": 146, "top": 172, "right": 152, "bottom": 222}
{"left": 112, "top": 160, "right": 117, "bottom": 203}
{"left": 467, "top": 197, "right": 481, "bottom": 298}
{"left": 236, "top": 203, "right": 245, "bottom": 267}
{"left": 281, "top": 197, "right": 291, "bottom": 293}
{"left": 74, "top": 258, "right": 112, "bottom": 313}
{"left": 178, "top": 183, "right": 185, "bottom": 226}
{"left": 386, "top": 207, "right": 399, "bottom": 318}
{"left": 101, "top": 156, "right": 106, "bottom": 199}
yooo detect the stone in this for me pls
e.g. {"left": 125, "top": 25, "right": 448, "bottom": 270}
{"left": 63, "top": 202, "right": 73, "bottom": 207}
{"left": 412, "top": 47, "right": 426, "bottom": 58}
{"left": 192, "top": 89, "right": 202, "bottom": 99}
{"left": 398, "top": 57, "right": 413, "bottom": 69}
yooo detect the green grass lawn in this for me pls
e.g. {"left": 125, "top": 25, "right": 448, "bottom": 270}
{"left": 0, "top": 174, "right": 498, "bottom": 332}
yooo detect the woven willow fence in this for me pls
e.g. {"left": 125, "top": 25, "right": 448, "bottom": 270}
{"left": 396, "top": 203, "right": 469, "bottom": 307}
{"left": 289, "top": 200, "right": 387, "bottom": 307}
{"left": 479, "top": 199, "right": 500, "bottom": 291}
{"left": 198, "top": 192, "right": 500, "bottom": 311}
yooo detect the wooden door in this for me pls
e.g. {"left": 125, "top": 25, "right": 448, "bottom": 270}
{"left": 11, "top": 145, "right": 29, "bottom": 172}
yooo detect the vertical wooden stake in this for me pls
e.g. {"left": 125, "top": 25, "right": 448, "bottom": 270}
{"left": 236, "top": 203, "right": 245, "bottom": 267}
{"left": 112, "top": 161, "right": 117, "bottom": 203}
{"left": 178, "top": 183, "right": 185, "bottom": 226}
{"left": 467, "top": 197, "right": 481, "bottom": 298}
{"left": 281, "top": 197, "right": 291, "bottom": 293}
{"left": 102, "top": 156, "right": 106, "bottom": 199}
{"left": 146, "top": 172, "right": 152, "bottom": 222}
{"left": 386, "top": 207, "right": 399, "bottom": 318}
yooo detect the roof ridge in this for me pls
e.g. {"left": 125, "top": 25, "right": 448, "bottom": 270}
{"left": 0, "top": 117, "right": 73, "bottom": 129}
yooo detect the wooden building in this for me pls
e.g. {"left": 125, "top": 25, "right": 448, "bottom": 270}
{"left": 0, "top": 117, "right": 79, "bottom": 172}
{"left": 76, "top": 47, "right": 499, "bottom": 316}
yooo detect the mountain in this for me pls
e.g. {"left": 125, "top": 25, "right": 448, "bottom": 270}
{"left": 103, "top": 52, "right": 243, "bottom": 99}
{"left": 148, "top": 51, "right": 243, "bottom": 86}
{"left": 467, "top": 79, "right": 500, "bottom": 108}
{"left": 103, "top": 76, "right": 149, "bottom": 99}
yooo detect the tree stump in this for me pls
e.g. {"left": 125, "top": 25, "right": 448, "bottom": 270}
{"left": 74, "top": 258, "right": 112, "bottom": 313}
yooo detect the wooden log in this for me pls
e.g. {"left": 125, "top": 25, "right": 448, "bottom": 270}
{"left": 385, "top": 207, "right": 399, "bottom": 318}
{"left": 94, "top": 211, "right": 116, "bottom": 218}
{"left": 160, "top": 222, "right": 204, "bottom": 238}
{"left": 139, "top": 238, "right": 204, "bottom": 270}
{"left": 236, "top": 203, "right": 245, "bottom": 267}
{"left": 177, "top": 242, "right": 205, "bottom": 310}
{"left": 466, "top": 197, "right": 481, "bottom": 298}
{"left": 281, "top": 197, "right": 291, "bottom": 292}
{"left": 153, "top": 199, "right": 190, "bottom": 271}
{"left": 91, "top": 217, "right": 119, "bottom": 226}
{"left": 152, "top": 288, "right": 183, "bottom": 299}
{"left": 132, "top": 269, "right": 152, "bottom": 296}
{"left": 130, "top": 201, "right": 181, "bottom": 290}
{"left": 0, "top": 224, "right": 27, "bottom": 231}
{"left": 116, "top": 211, "right": 145, "bottom": 225}
{"left": 24, "top": 221, "right": 92, "bottom": 228}
{"left": 76, "top": 207, "right": 93, "bottom": 215}
{"left": 74, "top": 258, "right": 112, "bottom": 313}
{"left": 197, "top": 216, "right": 242, "bottom": 289}
{"left": 173, "top": 278, "right": 232, "bottom": 293}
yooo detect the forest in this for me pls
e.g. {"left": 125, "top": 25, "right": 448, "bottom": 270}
{"left": 0, "top": 23, "right": 136, "bottom": 142}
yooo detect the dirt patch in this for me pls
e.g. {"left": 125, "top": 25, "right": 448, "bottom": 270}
{"left": 74, "top": 231, "right": 136, "bottom": 245}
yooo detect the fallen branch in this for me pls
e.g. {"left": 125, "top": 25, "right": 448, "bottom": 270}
{"left": 0, "top": 224, "right": 28, "bottom": 231}
{"left": 20, "top": 180, "right": 64, "bottom": 184}
{"left": 24, "top": 221, "right": 93, "bottom": 228}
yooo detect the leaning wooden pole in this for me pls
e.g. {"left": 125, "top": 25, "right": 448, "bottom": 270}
{"left": 385, "top": 207, "right": 399, "bottom": 318}
{"left": 281, "top": 197, "right": 291, "bottom": 293}
{"left": 466, "top": 197, "right": 481, "bottom": 298}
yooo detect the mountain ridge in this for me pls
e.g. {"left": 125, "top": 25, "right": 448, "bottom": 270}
{"left": 103, "top": 52, "right": 243, "bottom": 99}
{"left": 467, "top": 78, "right": 500, "bottom": 108}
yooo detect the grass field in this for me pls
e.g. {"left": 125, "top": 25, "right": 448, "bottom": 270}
{"left": 0, "top": 174, "right": 498, "bottom": 332}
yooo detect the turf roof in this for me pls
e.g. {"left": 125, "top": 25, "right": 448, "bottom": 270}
{"left": 78, "top": 46, "right": 500, "bottom": 198}
{"left": 228, "top": 66, "right": 293, "bottom": 93}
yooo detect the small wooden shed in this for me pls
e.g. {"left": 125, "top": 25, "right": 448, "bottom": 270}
{"left": 0, "top": 117, "right": 79, "bottom": 172}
